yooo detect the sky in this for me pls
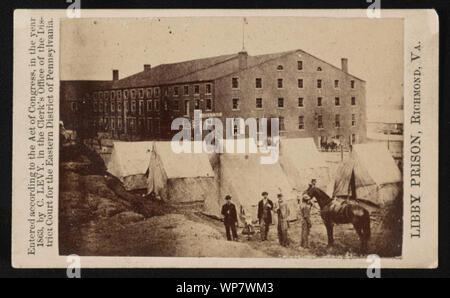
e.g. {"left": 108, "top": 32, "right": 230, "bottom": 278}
{"left": 61, "top": 17, "right": 403, "bottom": 108}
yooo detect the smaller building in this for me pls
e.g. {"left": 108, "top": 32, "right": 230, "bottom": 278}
{"left": 367, "top": 108, "right": 403, "bottom": 135}
{"left": 367, "top": 108, "right": 403, "bottom": 164}
{"left": 60, "top": 80, "right": 112, "bottom": 132}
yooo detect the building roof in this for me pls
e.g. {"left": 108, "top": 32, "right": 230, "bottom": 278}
{"left": 111, "top": 53, "right": 238, "bottom": 89}
{"left": 168, "top": 50, "right": 301, "bottom": 85}
{"left": 110, "top": 49, "right": 364, "bottom": 89}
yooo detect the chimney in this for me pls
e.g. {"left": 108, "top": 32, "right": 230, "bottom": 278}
{"left": 144, "top": 64, "right": 151, "bottom": 72}
{"left": 112, "top": 69, "right": 119, "bottom": 81}
{"left": 341, "top": 58, "right": 348, "bottom": 73}
{"left": 238, "top": 51, "right": 248, "bottom": 70}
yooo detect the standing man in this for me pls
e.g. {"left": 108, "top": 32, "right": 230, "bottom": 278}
{"left": 300, "top": 195, "right": 313, "bottom": 248}
{"left": 276, "top": 193, "right": 290, "bottom": 247}
{"left": 221, "top": 195, "right": 238, "bottom": 241}
{"left": 257, "top": 191, "right": 274, "bottom": 241}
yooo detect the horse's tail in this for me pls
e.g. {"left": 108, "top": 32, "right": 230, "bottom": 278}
{"left": 362, "top": 209, "right": 371, "bottom": 241}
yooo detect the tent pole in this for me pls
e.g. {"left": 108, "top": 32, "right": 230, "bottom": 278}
{"left": 350, "top": 169, "right": 356, "bottom": 200}
{"left": 387, "top": 129, "right": 390, "bottom": 150}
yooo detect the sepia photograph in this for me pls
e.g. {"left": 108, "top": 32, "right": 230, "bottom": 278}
{"left": 10, "top": 4, "right": 440, "bottom": 271}
{"left": 58, "top": 16, "right": 404, "bottom": 259}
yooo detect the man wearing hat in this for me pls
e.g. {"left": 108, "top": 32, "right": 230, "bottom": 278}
{"left": 276, "top": 193, "right": 290, "bottom": 247}
{"left": 300, "top": 195, "right": 313, "bottom": 248}
{"left": 257, "top": 191, "right": 274, "bottom": 241}
{"left": 303, "top": 179, "right": 317, "bottom": 196}
{"left": 221, "top": 195, "right": 238, "bottom": 241}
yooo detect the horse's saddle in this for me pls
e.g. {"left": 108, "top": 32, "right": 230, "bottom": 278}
{"left": 322, "top": 198, "right": 353, "bottom": 221}
{"left": 329, "top": 198, "right": 349, "bottom": 209}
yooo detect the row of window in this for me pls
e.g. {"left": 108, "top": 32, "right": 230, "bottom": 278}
{"left": 231, "top": 114, "right": 357, "bottom": 133}
{"left": 232, "top": 77, "right": 356, "bottom": 89}
{"left": 277, "top": 114, "right": 357, "bottom": 131}
{"left": 275, "top": 60, "right": 327, "bottom": 72}
{"left": 314, "top": 114, "right": 357, "bottom": 130}
{"left": 93, "top": 83, "right": 213, "bottom": 101}
{"left": 93, "top": 98, "right": 214, "bottom": 114}
{"left": 94, "top": 99, "right": 160, "bottom": 114}
{"left": 173, "top": 98, "right": 213, "bottom": 114}
{"left": 97, "top": 116, "right": 161, "bottom": 133}
{"left": 232, "top": 96, "right": 357, "bottom": 110}
{"left": 93, "top": 88, "right": 159, "bottom": 101}
{"left": 171, "top": 84, "right": 212, "bottom": 96}
{"left": 93, "top": 77, "right": 356, "bottom": 101}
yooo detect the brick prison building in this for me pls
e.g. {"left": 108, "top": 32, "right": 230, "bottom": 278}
{"left": 61, "top": 49, "right": 367, "bottom": 147}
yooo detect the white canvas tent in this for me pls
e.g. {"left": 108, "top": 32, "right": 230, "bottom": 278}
{"left": 279, "top": 138, "right": 331, "bottom": 195}
{"left": 333, "top": 143, "right": 402, "bottom": 206}
{"left": 218, "top": 152, "right": 298, "bottom": 223}
{"left": 147, "top": 141, "right": 218, "bottom": 205}
{"left": 106, "top": 141, "right": 153, "bottom": 191}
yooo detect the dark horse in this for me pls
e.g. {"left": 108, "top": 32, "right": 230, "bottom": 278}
{"left": 305, "top": 186, "right": 371, "bottom": 253}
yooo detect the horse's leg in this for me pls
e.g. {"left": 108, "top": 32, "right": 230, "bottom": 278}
{"left": 361, "top": 213, "right": 371, "bottom": 254}
{"left": 353, "top": 222, "right": 365, "bottom": 253}
{"left": 362, "top": 238, "right": 368, "bottom": 254}
{"left": 329, "top": 224, "right": 334, "bottom": 247}
{"left": 325, "top": 222, "right": 334, "bottom": 247}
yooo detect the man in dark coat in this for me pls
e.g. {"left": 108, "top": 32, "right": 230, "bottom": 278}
{"left": 257, "top": 191, "right": 274, "bottom": 241}
{"left": 221, "top": 195, "right": 238, "bottom": 241}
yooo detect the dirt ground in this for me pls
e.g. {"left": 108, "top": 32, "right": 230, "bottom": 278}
{"left": 59, "top": 144, "right": 401, "bottom": 258}
{"left": 192, "top": 208, "right": 401, "bottom": 258}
